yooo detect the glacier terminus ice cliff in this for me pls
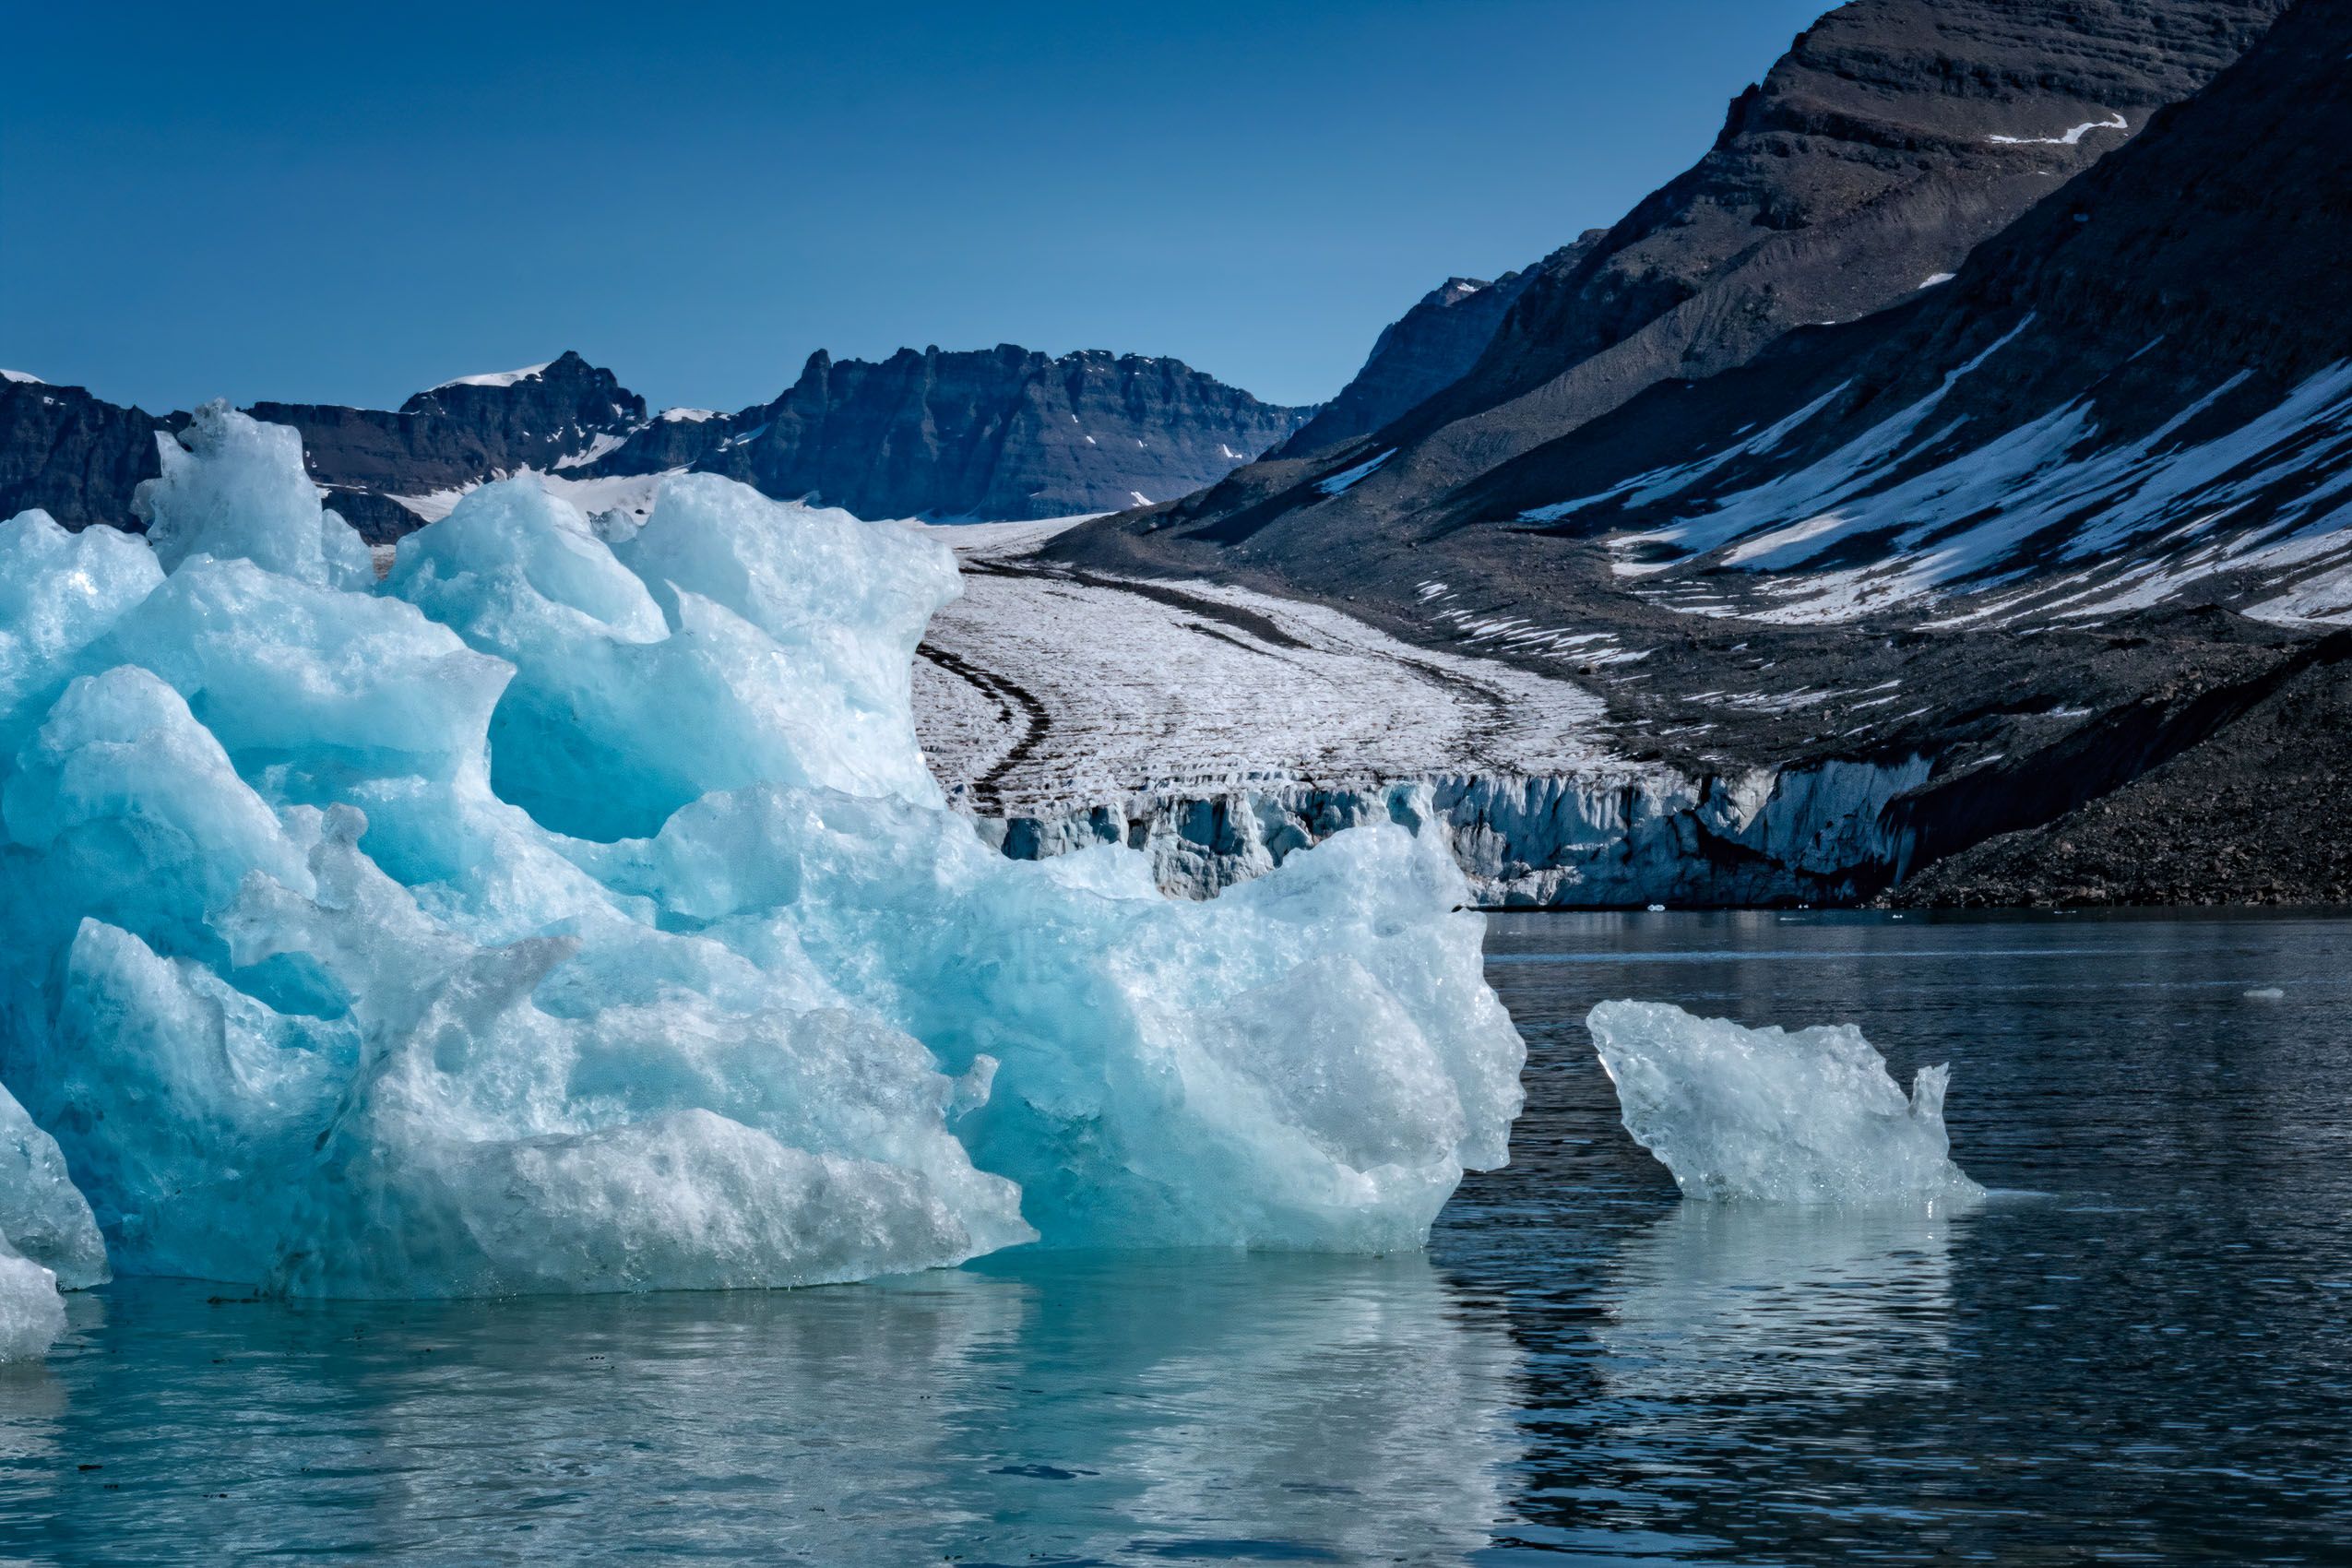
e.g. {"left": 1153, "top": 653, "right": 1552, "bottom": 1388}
{"left": 0, "top": 403, "right": 1526, "bottom": 1346}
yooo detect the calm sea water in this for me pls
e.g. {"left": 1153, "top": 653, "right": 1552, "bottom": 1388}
{"left": 4, "top": 910, "right": 2348, "bottom": 1565}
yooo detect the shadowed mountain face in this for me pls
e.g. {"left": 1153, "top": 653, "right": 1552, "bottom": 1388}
{"left": 0, "top": 377, "right": 168, "bottom": 533}
{"left": 0, "top": 352, "right": 650, "bottom": 542}
{"left": 589, "top": 345, "right": 1311, "bottom": 521}
{"left": 239, "top": 351, "right": 647, "bottom": 539}
{"left": 0, "top": 349, "right": 1307, "bottom": 540}
{"left": 1062, "top": 0, "right": 2290, "bottom": 568}
{"left": 1276, "top": 261, "right": 1563, "bottom": 457}
{"left": 1472, "top": 0, "right": 2352, "bottom": 631}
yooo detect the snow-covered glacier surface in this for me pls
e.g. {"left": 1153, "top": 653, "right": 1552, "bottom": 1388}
{"left": 1586, "top": 1000, "right": 1979, "bottom": 1206}
{"left": 0, "top": 402, "right": 1526, "bottom": 1303}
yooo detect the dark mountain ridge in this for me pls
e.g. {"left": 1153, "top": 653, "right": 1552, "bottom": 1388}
{"left": 0, "top": 346, "right": 1309, "bottom": 540}
{"left": 588, "top": 343, "right": 1311, "bottom": 520}
{"left": 1274, "top": 260, "right": 1563, "bottom": 457}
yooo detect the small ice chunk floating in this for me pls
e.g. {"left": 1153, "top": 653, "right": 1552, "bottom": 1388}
{"left": 1586, "top": 1000, "right": 1980, "bottom": 1206}
{"left": 0, "top": 1078, "right": 105, "bottom": 1359}
{"left": 0, "top": 404, "right": 1526, "bottom": 1307}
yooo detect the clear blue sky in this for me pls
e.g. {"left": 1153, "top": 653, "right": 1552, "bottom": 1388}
{"left": 4, "top": 1, "right": 1832, "bottom": 415}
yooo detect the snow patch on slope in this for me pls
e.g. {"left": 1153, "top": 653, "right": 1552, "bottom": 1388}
{"left": 1989, "top": 112, "right": 2127, "bottom": 147}
{"left": 552, "top": 431, "right": 630, "bottom": 469}
{"left": 432, "top": 361, "right": 552, "bottom": 390}
{"left": 1317, "top": 449, "right": 1395, "bottom": 497}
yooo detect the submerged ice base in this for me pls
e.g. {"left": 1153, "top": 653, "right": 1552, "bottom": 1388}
{"left": 1586, "top": 1000, "right": 1980, "bottom": 1206}
{"left": 0, "top": 403, "right": 1526, "bottom": 1302}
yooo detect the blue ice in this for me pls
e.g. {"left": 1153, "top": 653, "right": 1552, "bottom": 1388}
{"left": 0, "top": 402, "right": 1526, "bottom": 1324}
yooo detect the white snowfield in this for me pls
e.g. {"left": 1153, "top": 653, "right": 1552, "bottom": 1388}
{"left": 1315, "top": 448, "right": 1395, "bottom": 496}
{"left": 909, "top": 519, "right": 1622, "bottom": 813}
{"left": 430, "top": 361, "right": 552, "bottom": 390}
{"left": 394, "top": 466, "right": 674, "bottom": 525}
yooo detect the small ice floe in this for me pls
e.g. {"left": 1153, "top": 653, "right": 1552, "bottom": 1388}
{"left": 2242, "top": 987, "right": 2287, "bottom": 1002}
{"left": 1586, "top": 1001, "right": 1982, "bottom": 1206}
{"left": 0, "top": 1237, "right": 65, "bottom": 1363}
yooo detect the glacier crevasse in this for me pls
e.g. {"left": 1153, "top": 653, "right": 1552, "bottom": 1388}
{"left": 0, "top": 402, "right": 1526, "bottom": 1307}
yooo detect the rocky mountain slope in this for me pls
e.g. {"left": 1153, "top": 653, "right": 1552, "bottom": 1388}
{"left": 1275, "top": 261, "right": 1563, "bottom": 457}
{"left": 0, "top": 347, "right": 1306, "bottom": 540}
{"left": 1063, "top": 0, "right": 2289, "bottom": 572}
{"left": 1466, "top": 0, "right": 2352, "bottom": 631}
{"left": 1014, "top": 0, "right": 2352, "bottom": 907}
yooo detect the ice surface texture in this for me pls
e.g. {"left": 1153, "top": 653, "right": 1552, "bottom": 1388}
{"left": 0, "top": 403, "right": 1525, "bottom": 1301}
{"left": 1586, "top": 1001, "right": 1979, "bottom": 1205}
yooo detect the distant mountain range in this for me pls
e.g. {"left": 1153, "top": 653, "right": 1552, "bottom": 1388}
{"left": 0, "top": 346, "right": 1311, "bottom": 539}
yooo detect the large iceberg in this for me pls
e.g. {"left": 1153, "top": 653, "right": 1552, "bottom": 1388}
{"left": 0, "top": 402, "right": 1525, "bottom": 1301}
{"left": 1586, "top": 1000, "right": 1979, "bottom": 1205}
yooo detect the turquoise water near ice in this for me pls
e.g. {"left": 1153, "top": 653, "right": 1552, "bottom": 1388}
{"left": 4, "top": 909, "right": 2349, "bottom": 1564}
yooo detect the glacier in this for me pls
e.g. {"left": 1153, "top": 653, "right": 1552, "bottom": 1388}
{"left": 0, "top": 401, "right": 1526, "bottom": 1304}
{"left": 1586, "top": 1000, "right": 1979, "bottom": 1205}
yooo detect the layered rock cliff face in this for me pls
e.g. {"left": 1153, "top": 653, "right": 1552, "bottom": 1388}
{"left": 592, "top": 345, "right": 1311, "bottom": 520}
{"left": 0, "top": 348, "right": 1306, "bottom": 539}
{"left": 0, "top": 377, "right": 171, "bottom": 532}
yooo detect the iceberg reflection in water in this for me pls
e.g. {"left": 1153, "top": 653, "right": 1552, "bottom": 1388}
{"left": 0, "top": 1253, "right": 1522, "bottom": 1564}
{"left": 1597, "top": 1203, "right": 1963, "bottom": 1405}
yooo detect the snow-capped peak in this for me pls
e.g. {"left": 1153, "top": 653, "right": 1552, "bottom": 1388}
{"left": 433, "top": 361, "right": 552, "bottom": 391}
{"left": 1, "top": 369, "right": 44, "bottom": 385}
